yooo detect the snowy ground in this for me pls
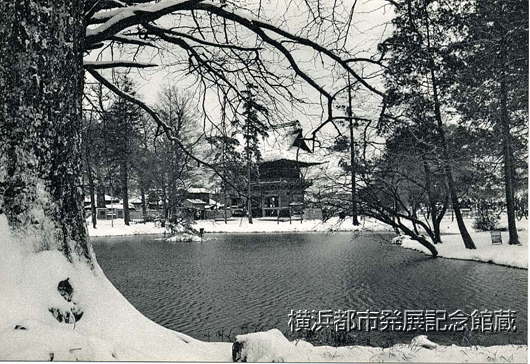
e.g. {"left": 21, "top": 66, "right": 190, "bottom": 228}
{"left": 87, "top": 220, "right": 167, "bottom": 237}
{"left": 0, "top": 215, "right": 232, "bottom": 361}
{"left": 193, "top": 216, "right": 391, "bottom": 233}
{"left": 1, "top": 214, "right": 527, "bottom": 362}
{"left": 397, "top": 216, "right": 528, "bottom": 269}
{"left": 87, "top": 216, "right": 392, "bottom": 237}
{"left": 234, "top": 329, "right": 527, "bottom": 363}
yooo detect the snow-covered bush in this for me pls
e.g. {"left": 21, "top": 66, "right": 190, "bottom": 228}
{"left": 473, "top": 210, "right": 499, "bottom": 231}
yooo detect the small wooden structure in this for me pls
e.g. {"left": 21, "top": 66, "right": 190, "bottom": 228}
{"left": 490, "top": 230, "right": 503, "bottom": 245}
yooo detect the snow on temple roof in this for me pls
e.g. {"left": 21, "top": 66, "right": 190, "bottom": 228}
{"left": 83, "top": 194, "right": 120, "bottom": 203}
{"left": 188, "top": 187, "right": 211, "bottom": 194}
{"left": 185, "top": 199, "right": 208, "bottom": 206}
{"left": 259, "top": 121, "right": 320, "bottom": 165}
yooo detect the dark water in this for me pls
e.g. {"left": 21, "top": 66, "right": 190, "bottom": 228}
{"left": 92, "top": 232, "right": 527, "bottom": 347}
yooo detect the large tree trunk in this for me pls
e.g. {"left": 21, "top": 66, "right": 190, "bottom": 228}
{"left": 0, "top": 1, "right": 92, "bottom": 263}
{"left": 422, "top": 157, "right": 442, "bottom": 243}
{"left": 500, "top": 69, "right": 519, "bottom": 245}
{"left": 140, "top": 181, "right": 147, "bottom": 222}
{"left": 95, "top": 165, "right": 107, "bottom": 208}
{"left": 421, "top": 1, "right": 476, "bottom": 249}
{"left": 432, "top": 197, "right": 448, "bottom": 244}
{"left": 246, "top": 119, "right": 253, "bottom": 224}
{"left": 223, "top": 185, "right": 228, "bottom": 224}
{"left": 84, "top": 124, "right": 97, "bottom": 229}
{"left": 161, "top": 176, "right": 169, "bottom": 222}
{"left": 86, "top": 153, "right": 98, "bottom": 229}
{"left": 433, "top": 95, "right": 476, "bottom": 250}
{"left": 347, "top": 77, "right": 360, "bottom": 226}
{"left": 120, "top": 159, "right": 130, "bottom": 225}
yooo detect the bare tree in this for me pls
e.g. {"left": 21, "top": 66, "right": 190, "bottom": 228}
{"left": 153, "top": 85, "right": 199, "bottom": 220}
{"left": 1, "top": 0, "right": 384, "bottom": 267}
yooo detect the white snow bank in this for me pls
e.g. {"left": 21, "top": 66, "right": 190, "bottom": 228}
{"left": 0, "top": 214, "right": 231, "bottom": 361}
{"left": 87, "top": 220, "right": 168, "bottom": 237}
{"left": 87, "top": 217, "right": 393, "bottom": 237}
{"left": 2, "top": 213, "right": 527, "bottom": 361}
{"left": 234, "top": 329, "right": 322, "bottom": 362}
{"left": 391, "top": 234, "right": 411, "bottom": 245}
{"left": 235, "top": 329, "right": 527, "bottom": 363}
{"left": 165, "top": 233, "right": 202, "bottom": 242}
{"left": 399, "top": 226, "right": 528, "bottom": 269}
{"left": 193, "top": 216, "right": 392, "bottom": 234}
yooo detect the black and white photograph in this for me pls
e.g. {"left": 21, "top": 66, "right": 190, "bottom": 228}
{"left": 0, "top": 0, "right": 528, "bottom": 362}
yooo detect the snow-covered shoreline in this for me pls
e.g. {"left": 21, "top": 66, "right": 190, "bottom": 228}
{"left": 400, "top": 235, "right": 528, "bottom": 269}
{"left": 194, "top": 217, "right": 392, "bottom": 234}
{"left": 87, "top": 217, "right": 393, "bottom": 237}
{"left": 88, "top": 216, "right": 528, "bottom": 270}
{"left": 87, "top": 221, "right": 168, "bottom": 237}
{"left": 1, "top": 214, "right": 527, "bottom": 362}
{"left": 234, "top": 329, "right": 527, "bottom": 363}
{"left": 394, "top": 217, "right": 528, "bottom": 269}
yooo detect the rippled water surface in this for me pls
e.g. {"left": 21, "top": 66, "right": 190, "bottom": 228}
{"left": 92, "top": 232, "right": 527, "bottom": 346}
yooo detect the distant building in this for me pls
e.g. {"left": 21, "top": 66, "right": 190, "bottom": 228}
{"left": 183, "top": 187, "right": 226, "bottom": 220}
{"left": 186, "top": 187, "right": 211, "bottom": 204}
{"left": 84, "top": 194, "right": 146, "bottom": 220}
{"left": 252, "top": 121, "right": 322, "bottom": 218}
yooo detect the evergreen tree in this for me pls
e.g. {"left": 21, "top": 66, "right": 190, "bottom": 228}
{"left": 239, "top": 84, "right": 269, "bottom": 223}
{"left": 104, "top": 75, "right": 143, "bottom": 226}
{"left": 453, "top": 0, "right": 528, "bottom": 244}
{"left": 381, "top": 0, "right": 477, "bottom": 249}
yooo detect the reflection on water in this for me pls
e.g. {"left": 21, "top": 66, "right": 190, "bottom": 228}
{"left": 92, "top": 232, "right": 527, "bottom": 346}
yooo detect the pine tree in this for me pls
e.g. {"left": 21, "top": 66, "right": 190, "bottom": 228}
{"left": 453, "top": 0, "right": 528, "bottom": 245}
{"left": 240, "top": 84, "right": 269, "bottom": 224}
{"left": 104, "top": 75, "right": 143, "bottom": 226}
{"left": 382, "top": 0, "right": 477, "bottom": 249}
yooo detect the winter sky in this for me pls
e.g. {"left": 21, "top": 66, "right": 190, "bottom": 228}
{"left": 85, "top": 0, "right": 394, "bottom": 138}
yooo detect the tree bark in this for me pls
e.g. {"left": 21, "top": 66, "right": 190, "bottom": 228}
{"left": 421, "top": 0, "right": 476, "bottom": 249}
{"left": 169, "top": 142, "right": 178, "bottom": 220}
{"left": 161, "top": 176, "right": 169, "bottom": 221}
{"left": 432, "top": 84, "right": 476, "bottom": 249}
{"left": 347, "top": 78, "right": 360, "bottom": 226}
{"left": 500, "top": 77, "right": 519, "bottom": 244}
{"left": 0, "top": 0, "right": 92, "bottom": 263}
{"left": 498, "top": 44, "right": 519, "bottom": 244}
{"left": 85, "top": 153, "right": 98, "bottom": 229}
{"left": 422, "top": 157, "right": 442, "bottom": 243}
{"left": 433, "top": 196, "right": 448, "bottom": 244}
{"left": 140, "top": 181, "right": 147, "bottom": 222}
{"left": 120, "top": 159, "right": 130, "bottom": 225}
{"left": 83, "top": 122, "right": 97, "bottom": 229}
{"left": 95, "top": 165, "right": 106, "bottom": 208}
{"left": 246, "top": 114, "right": 253, "bottom": 224}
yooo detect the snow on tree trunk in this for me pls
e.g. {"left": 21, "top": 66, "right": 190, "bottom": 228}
{"left": 0, "top": 1, "right": 92, "bottom": 264}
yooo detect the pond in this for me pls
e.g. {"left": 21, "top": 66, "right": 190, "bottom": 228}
{"left": 91, "top": 232, "right": 527, "bottom": 347}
